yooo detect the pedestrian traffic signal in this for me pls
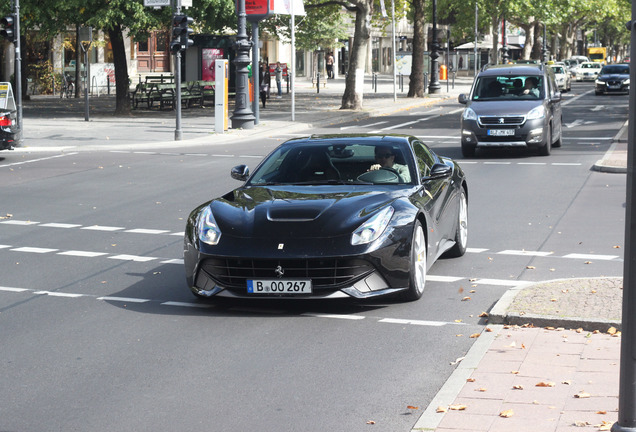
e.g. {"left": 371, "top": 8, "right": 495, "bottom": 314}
{"left": 170, "top": 14, "right": 193, "bottom": 53}
{"left": 0, "top": 15, "right": 16, "bottom": 43}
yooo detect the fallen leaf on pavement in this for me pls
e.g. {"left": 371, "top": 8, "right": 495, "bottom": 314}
{"left": 478, "top": 387, "right": 487, "bottom": 392}
{"left": 407, "top": 406, "right": 419, "bottom": 410}
{"left": 470, "top": 333, "right": 480, "bottom": 338}
{"left": 608, "top": 327, "right": 618, "bottom": 335}
{"left": 467, "top": 378, "right": 476, "bottom": 382}
{"left": 562, "top": 380, "right": 571, "bottom": 385}
{"left": 499, "top": 409, "right": 514, "bottom": 418}
{"left": 526, "top": 266, "right": 536, "bottom": 269}
{"left": 462, "top": 296, "right": 471, "bottom": 301}
{"left": 366, "top": 420, "right": 376, "bottom": 424}
{"left": 436, "top": 406, "right": 447, "bottom": 413}
{"left": 536, "top": 381, "right": 556, "bottom": 387}
{"left": 574, "top": 391, "right": 591, "bottom": 398}
{"left": 597, "top": 410, "right": 607, "bottom": 415}
{"left": 479, "top": 312, "right": 489, "bottom": 317}
{"left": 597, "top": 421, "right": 612, "bottom": 430}
{"left": 512, "top": 385, "right": 524, "bottom": 390}
{"left": 449, "top": 404, "right": 467, "bottom": 411}
{"left": 574, "top": 420, "right": 591, "bottom": 427}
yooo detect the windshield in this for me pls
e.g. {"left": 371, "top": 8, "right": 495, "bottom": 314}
{"left": 247, "top": 141, "right": 415, "bottom": 186}
{"left": 473, "top": 75, "right": 543, "bottom": 101}
{"left": 550, "top": 66, "right": 565, "bottom": 74}
{"left": 581, "top": 63, "right": 601, "bottom": 69}
{"left": 601, "top": 65, "right": 629, "bottom": 75}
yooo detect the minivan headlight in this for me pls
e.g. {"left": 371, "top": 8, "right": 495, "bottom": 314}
{"left": 462, "top": 107, "right": 477, "bottom": 121}
{"left": 527, "top": 105, "right": 545, "bottom": 120}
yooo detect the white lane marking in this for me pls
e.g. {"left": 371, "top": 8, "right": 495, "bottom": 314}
{"left": 97, "top": 296, "right": 150, "bottom": 303}
{"left": 0, "top": 220, "right": 40, "bottom": 225}
{"left": 379, "top": 318, "right": 454, "bottom": 326}
{"left": 0, "top": 244, "right": 10, "bottom": 249}
{"left": 472, "top": 278, "right": 524, "bottom": 286}
{"left": 340, "top": 121, "right": 388, "bottom": 130}
{"left": 498, "top": 250, "right": 553, "bottom": 257}
{"left": 427, "top": 275, "right": 464, "bottom": 282}
{"left": 11, "top": 247, "right": 58, "bottom": 254}
{"left": 34, "top": 291, "right": 84, "bottom": 298}
{"left": 447, "top": 108, "right": 464, "bottom": 115}
{"left": 565, "top": 119, "right": 584, "bottom": 128}
{"left": 467, "top": 248, "right": 489, "bottom": 253}
{"left": 591, "top": 105, "right": 605, "bottom": 111}
{"left": 372, "top": 117, "right": 435, "bottom": 132}
{"left": 58, "top": 250, "right": 109, "bottom": 258}
{"left": 302, "top": 313, "right": 365, "bottom": 320}
{"left": 81, "top": 225, "right": 125, "bottom": 232}
{"left": 161, "top": 259, "right": 184, "bottom": 264}
{"left": 484, "top": 162, "right": 511, "bottom": 165}
{"left": 0, "top": 286, "right": 29, "bottom": 292}
{"left": 124, "top": 228, "right": 171, "bottom": 235}
{"left": 562, "top": 137, "right": 612, "bottom": 140}
{"left": 170, "top": 232, "right": 185, "bottom": 236}
{"left": 552, "top": 163, "right": 582, "bottom": 166}
{"left": 518, "top": 162, "right": 546, "bottom": 166}
{"left": 0, "top": 152, "right": 78, "bottom": 168}
{"left": 39, "top": 223, "right": 83, "bottom": 229}
{"left": 562, "top": 253, "right": 619, "bottom": 261}
{"left": 108, "top": 254, "right": 157, "bottom": 262}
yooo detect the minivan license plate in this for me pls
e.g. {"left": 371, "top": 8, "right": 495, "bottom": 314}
{"left": 487, "top": 129, "right": 514, "bottom": 136}
{"left": 247, "top": 279, "right": 312, "bottom": 294}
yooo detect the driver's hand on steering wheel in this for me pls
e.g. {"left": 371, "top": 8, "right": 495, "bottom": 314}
{"left": 369, "top": 164, "right": 382, "bottom": 171}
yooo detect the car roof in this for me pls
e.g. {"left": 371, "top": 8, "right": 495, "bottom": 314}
{"left": 478, "top": 64, "right": 545, "bottom": 77}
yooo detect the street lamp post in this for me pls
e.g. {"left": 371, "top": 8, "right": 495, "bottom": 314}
{"left": 428, "top": 0, "right": 441, "bottom": 94}
{"left": 231, "top": 0, "right": 255, "bottom": 129}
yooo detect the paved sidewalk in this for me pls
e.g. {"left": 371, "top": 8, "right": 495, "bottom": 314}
{"left": 413, "top": 277, "right": 624, "bottom": 432}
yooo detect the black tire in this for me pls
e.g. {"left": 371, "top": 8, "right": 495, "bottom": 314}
{"left": 400, "top": 220, "right": 427, "bottom": 301}
{"left": 461, "top": 142, "right": 476, "bottom": 158}
{"left": 444, "top": 188, "right": 468, "bottom": 258}
{"left": 539, "top": 126, "right": 551, "bottom": 156}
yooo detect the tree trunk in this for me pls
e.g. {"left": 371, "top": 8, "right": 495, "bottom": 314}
{"left": 531, "top": 22, "right": 542, "bottom": 60}
{"left": 490, "top": 15, "right": 500, "bottom": 64}
{"left": 341, "top": 0, "right": 372, "bottom": 110}
{"left": 408, "top": 0, "right": 425, "bottom": 98}
{"left": 520, "top": 22, "right": 534, "bottom": 60}
{"left": 74, "top": 25, "right": 80, "bottom": 98}
{"left": 108, "top": 24, "right": 131, "bottom": 116}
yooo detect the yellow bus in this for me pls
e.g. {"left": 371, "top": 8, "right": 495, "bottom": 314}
{"left": 587, "top": 47, "right": 607, "bottom": 64}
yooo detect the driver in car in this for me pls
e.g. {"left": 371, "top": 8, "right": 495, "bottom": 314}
{"left": 369, "top": 146, "right": 411, "bottom": 182}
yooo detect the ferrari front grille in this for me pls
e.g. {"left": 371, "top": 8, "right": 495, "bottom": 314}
{"left": 200, "top": 258, "right": 374, "bottom": 289}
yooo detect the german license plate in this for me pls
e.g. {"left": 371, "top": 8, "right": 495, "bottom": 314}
{"left": 487, "top": 129, "right": 514, "bottom": 136}
{"left": 608, "top": 85, "right": 620, "bottom": 89}
{"left": 247, "top": 279, "right": 312, "bottom": 294}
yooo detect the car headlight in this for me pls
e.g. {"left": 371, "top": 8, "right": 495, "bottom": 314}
{"left": 197, "top": 206, "right": 222, "bottom": 245}
{"left": 462, "top": 107, "right": 477, "bottom": 121}
{"left": 351, "top": 206, "right": 394, "bottom": 245}
{"left": 527, "top": 105, "right": 545, "bottom": 120}
{"left": 596, "top": 79, "right": 605, "bottom": 85}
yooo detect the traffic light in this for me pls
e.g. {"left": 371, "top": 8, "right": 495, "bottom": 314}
{"left": 0, "top": 14, "right": 16, "bottom": 43}
{"left": 170, "top": 14, "right": 193, "bottom": 53}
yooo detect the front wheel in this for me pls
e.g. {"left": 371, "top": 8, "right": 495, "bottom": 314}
{"left": 444, "top": 188, "right": 468, "bottom": 258}
{"left": 400, "top": 220, "right": 427, "bottom": 301}
{"left": 539, "top": 126, "right": 551, "bottom": 156}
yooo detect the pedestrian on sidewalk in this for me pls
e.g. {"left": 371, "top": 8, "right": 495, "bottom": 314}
{"left": 326, "top": 53, "right": 334, "bottom": 79}
{"left": 275, "top": 62, "right": 283, "bottom": 98}
{"left": 259, "top": 63, "right": 269, "bottom": 108}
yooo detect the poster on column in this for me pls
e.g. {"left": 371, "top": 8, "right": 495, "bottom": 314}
{"left": 202, "top": 49, "right": 224, "bottom": 82}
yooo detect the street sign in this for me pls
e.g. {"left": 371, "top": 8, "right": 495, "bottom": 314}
{"left": 144, "top": 0, "right": 170, "bottom": 7}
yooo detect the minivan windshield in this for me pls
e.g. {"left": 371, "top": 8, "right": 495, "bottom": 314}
{"left": 473, "top": 75, "right": 543, "bottom": 101}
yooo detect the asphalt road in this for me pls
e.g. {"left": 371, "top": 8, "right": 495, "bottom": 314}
{"left": 0, "top": 82, "right": 627, "bottom": 431}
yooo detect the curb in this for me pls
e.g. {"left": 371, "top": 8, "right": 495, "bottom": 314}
{"left": 487, "top": 277, "right": 622, "bottom": 332}
{"left": 592, "top": 119, "right": 628, "bottom": 173}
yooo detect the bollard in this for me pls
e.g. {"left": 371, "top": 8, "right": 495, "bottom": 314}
{"left": 452, "top": 71, "right": 456, "bottom": 89}
{"left": 374, "top": 73, "right": 378, "bottom": 93}
{"left": 317, "top": 72, "right": 320, "bottom": 94}
{"left": 424, "top": 72, "right": 428, "bottom": 92}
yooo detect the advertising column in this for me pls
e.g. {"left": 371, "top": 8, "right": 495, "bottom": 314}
{"left": 215, "top": 59, "right": 229, "bottom": 133}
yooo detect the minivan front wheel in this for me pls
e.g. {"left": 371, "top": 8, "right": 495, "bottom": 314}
{"left": 539, "top": 126, "right": 552, "bottom": 156}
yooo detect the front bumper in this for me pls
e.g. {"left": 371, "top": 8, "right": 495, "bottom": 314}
{"left": 595, "top": 82, "right": 629, "bottom": 94}
{"left": 461, "top": 118, "right": 546, "bottom": 149}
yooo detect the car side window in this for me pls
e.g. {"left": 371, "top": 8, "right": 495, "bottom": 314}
{"left": 413, "top": 141, "right": 435, "bottom": 178}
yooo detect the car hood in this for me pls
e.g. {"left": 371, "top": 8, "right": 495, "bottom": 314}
{"left": 209, "top": 185, "right": 405, "bottom": 239}
{"left": 598, "top": 73, "right": 629, "bottom": 80}
{"left": 467, "top": 100, "right": 543, "bottom": 116}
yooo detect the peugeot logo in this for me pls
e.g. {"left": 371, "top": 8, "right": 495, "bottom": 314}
{"left": 275, "top": 265, "right": 285, "bottom": 278}
{"left": 498, "top": 118, "right": 504, "bottom": 124}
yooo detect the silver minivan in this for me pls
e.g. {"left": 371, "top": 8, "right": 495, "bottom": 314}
{"left": 458, "top": 64, "right": 562, "bottom": 157}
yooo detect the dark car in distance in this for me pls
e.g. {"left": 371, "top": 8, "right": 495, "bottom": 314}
{"left": 184, "top": 134, "right": 468, "bottom": 302}
{"left": 595, "top": 64, "right": 630, "bottom": 95}
{"left": 458, "top": 64, "right": 563, "bottom": 157}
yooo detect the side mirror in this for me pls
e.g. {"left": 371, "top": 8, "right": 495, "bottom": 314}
{"left": 551, "top": 92, "right": 562, "bottom": 103}
{"left": 231, "top": 164, "right": 249, "bottom": 181}
{"left": 458, "top": 94, "right": 468, "bottom": 104}
{"left": 422, "top": 163, "right": 452, "bottom": 181}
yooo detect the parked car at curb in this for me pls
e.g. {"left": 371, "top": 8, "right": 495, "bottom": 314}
{"left": 184, "top": 134, "right": 468, "bottom": 302}
{"left": 595, "top": 63, "right": 630, "bottom": 95}
{"left": 458, "top": 63, "right": 563, "bottom": 157}
{"left": 576, "top": 62, "right": 602, "bottom": 81}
